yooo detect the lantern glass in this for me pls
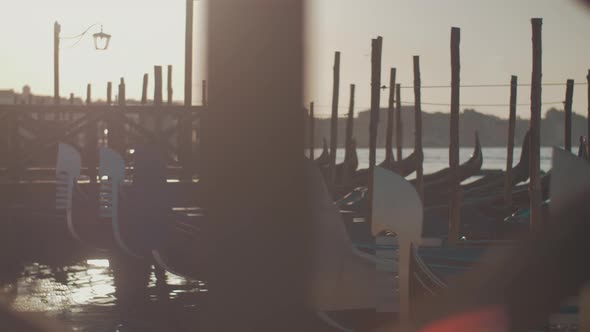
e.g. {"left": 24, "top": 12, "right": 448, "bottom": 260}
{"left": 93, "top": 29, "right": 111, "bottom": 51}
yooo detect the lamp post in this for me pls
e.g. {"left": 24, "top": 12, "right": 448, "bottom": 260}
{"left": 53, "top": 22, "right": 111, "bottom": 105}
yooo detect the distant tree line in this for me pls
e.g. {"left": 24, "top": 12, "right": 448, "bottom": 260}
{"left": 305, "top": 107, "right": 585, "bottom": 148}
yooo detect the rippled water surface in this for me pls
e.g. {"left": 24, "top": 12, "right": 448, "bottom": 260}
{"left": 6, "top": 258, "right": 206, "bottom": 331}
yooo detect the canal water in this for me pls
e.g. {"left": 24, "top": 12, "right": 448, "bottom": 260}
{"left": 3, "top": 147, "right": 557, "bottom": 331}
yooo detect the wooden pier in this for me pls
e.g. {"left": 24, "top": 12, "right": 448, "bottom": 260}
{"left": 0, "top": 104, "right": 203, "bottom": 206}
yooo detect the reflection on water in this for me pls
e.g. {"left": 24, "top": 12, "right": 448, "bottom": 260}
{"left": 4, "top": 258, "right": 206, "bottom": 332}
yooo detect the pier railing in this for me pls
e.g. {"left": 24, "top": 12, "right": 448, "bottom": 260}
{"left": 0, "top": 105, "right": 202, "bottom": 182}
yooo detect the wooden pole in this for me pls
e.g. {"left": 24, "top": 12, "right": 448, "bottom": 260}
{"left": 185, "top": 0, "right": 194, "bottom": 107}
{"left": 203, "top": 0, "right": 305, "bottom": 328}
{"left": 168, "top": 65, "right": 174, "bottom": 105}
{"left": 141, "top": 74, "right": 148, "bottom": 104}
{"left": 86, "top": 84, "right": 92, "bottom": 105}
{"left": 154, "top": 66, "right": 163, "bottom": 106}
{"left": 328, "top": 51, "right": 341, "bottom": 186}
{"left": 309, "top": 102, "right": 315, "bottom": 160}
{"left": 345, "top": 84, "right": 355, "bottom": 157}
{"left": 107, "top": 82, "right": 112, "bottom": 105}
{"left": 369, "top": 38, "right": 382, "bottom": 171}
{"left": 396, "top": 83, "right": 403, "bottom": 160}
{"left": 368, "top": 36, "right": 383, "bottom": 226}
{"left": 86, "top": 115, "right": 98, "bottom": 182}
{"left": 413, "top": 55, "right": 424, "bottom": 200}
{"left": 587, "top": 70, "right": 590, "bottom": 140}
{"left": 9, "top": 112, "right": 21, "bottom": 180}
{"left": 529, "top": 18, "right": 543, "bottom": 231}
{"left": 564, "top": 79, "right": 574, "bottom": 152}
{"left": 505, "top": 75, "right": 518, "bottom": 206}
{"left": 385, "top": 68, "right": 397, "bottom": 162}
{"left": 448, "top": 27, "right": 461, "bottom": 246}
{"left": 202, "top": 79, "right": 207, "bottom": 106}
{"left": 118, "top": 78, "right": 126, "bottom": 106}
{"left": 54, "top": 22, "right": 61, "bottom": 105}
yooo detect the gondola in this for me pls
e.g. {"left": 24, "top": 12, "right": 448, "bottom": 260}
{"left": 338, "top": 134, "right": 484, "bottom": 212}
{"left": 379, "top": 150, "right": 419, "bottom": 177}
{"left": 416, "top": 132, "right": 483, "bottom": 190}
{"left": 314, "top": 138, "right": 330, "bottom": 167}
{"left": 321, "top": 139, "right": 359, "bottom": 185}
{"left": 462, "top": 131, "right": 531, "bottom": 194}
{"left": 56, "top": 143, "right": 115, "bottom": 250}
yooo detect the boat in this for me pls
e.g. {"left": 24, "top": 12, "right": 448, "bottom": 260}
{"left": 314, "top": 138, "right": 330, "bottom": 167}
{"left": 416, "top": 132, "right": 483, "bottom": 191}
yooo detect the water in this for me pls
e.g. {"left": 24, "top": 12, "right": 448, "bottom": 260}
{"left": 1, "top": 147, "right": 557, "bottom": 331}
{"left": 4, "top": 258, "right": 206, "bottom": 331}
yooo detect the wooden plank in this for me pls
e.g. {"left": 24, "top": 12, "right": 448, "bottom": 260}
{"left": 328, "top": 51, "right": 341, "bottom": 187}
{"left": 565, "top": 79, "right": 574, "bottom": 152}
{"left": 413, "top": 55, "right": 424, "bottom": 200}
{"left": 529, "top": 18, "right": 543, "bottom": 231}
{"left": 396, "top": 83, "right": 403, "bottom": 160}
{"left": 505, "top": 75, "right": 518, "bottom": 206}
{"left": 448, "top": 27, "right": 461, "bottom": 246}
{"left": 386, "top": 68, "right": 396, "bottom": 162}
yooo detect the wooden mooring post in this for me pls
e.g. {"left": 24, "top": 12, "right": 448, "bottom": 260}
{"left": 565, "top": 79, "right": 574, "bottom": 152}
{"left": 107, "top": 79, "right": 126, "bottom": 155}
{"left": 345, "top": 84, "right": 355, "bottom": 157}
{"left": 202, "top": 80, "right": 208, "bottom": 106}
{"left": 367, "top": 36, "right": 383, "bottom": 226}
{"left": 413, "top": 55, "right": 424, "bottom": 200}
{"left": 448, "top": 27, "right": 461, "bottom": 246}
{"left": 168, "top": 65, "right": 174, "bottom": 105}
{"left": 328, "top": 51, "right": 341, "bottom": 187}
{"left": 86, "top": 113, "right": 98, "bottom": 183}
{"left": 396, "top": 83, "right": 403, "bottom": 160}
{"left": 386, "top": 68, "right": 396, "bottom": 163}
{"left": 505, "top": 75, "right": 518, "bottom": 206}
{"left": 118, "top": 78, "right": 126, "bottom": 106}
{"left": 587, "top": 70, "right": 590, "bottom": 140}
{"left": 184, "top": 0, "right": 194, "bottom": 107}
{"left": 86, "top": 84, "right": 92, "bottom": 105}
{"left": 529, "top": 18, "right": 543, "bottom": 231}
{"left": 309, "top": 102, "right": 315, "bottom": 160}
{"left": 141, "top": 74, "right": 149, "bottom": 105}
{"left": 107, "top": 82, "right": 112, "bottom": 105}
{"left": 154, "top": 66, "right": 163, "bottom": 106}
{"left": 9, "top": 111, "right": 21, "bottom": 180}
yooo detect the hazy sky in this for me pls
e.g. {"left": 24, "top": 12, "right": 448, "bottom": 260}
{"left": 1, "top": 0, "right": 590, "bottom": 119}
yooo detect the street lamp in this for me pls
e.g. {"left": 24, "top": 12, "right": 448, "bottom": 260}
{"left": 54, "top": 22, "right": 112, "bottom": 104}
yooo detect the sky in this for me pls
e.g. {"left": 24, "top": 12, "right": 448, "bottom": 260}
{"left": 1, "top": 0, "right": 590, "bottom": 119}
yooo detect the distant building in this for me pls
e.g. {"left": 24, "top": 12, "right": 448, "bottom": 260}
{"left": 0, "top": 89, "right": 16, "bottom": 104}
